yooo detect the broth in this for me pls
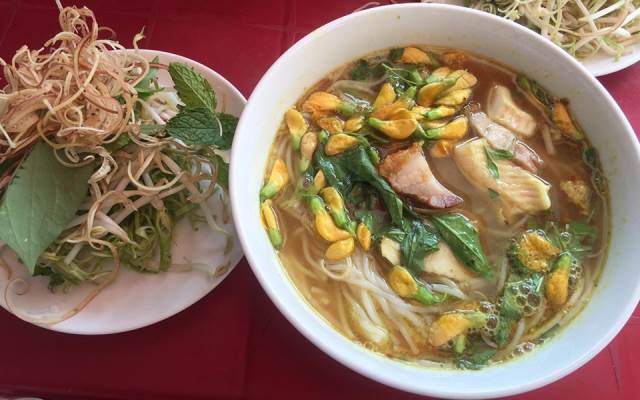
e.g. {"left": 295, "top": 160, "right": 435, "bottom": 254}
{"left": 260, "top": 46, "right": 609, "bottom": 368}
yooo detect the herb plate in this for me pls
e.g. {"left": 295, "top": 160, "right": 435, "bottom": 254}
{"left": 0, "top": 50, "right": 245, "bottom": 334}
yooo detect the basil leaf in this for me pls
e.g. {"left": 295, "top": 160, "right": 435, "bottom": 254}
{"left": 169, "top": 62, "right": 217, "bottom": 110}
{"left": 400, "top": 220, "right": 440, "bottom": 275}
{"left": 484, "top": 145, "right": 500, "bottom": 179}
{"left": 338, "top": 146, "right": 405, "bottom": 226}
{"left": 313, "top": 132, "right": 352, "bottom": 195}
{"left": 431, "top": 213, "right": 493, "bottom": 278}
{"left": 166, "top": 107, "right": 229, "bottom": 147}
{"left": 0, "top": 142, "right": 93, "bottom": 272}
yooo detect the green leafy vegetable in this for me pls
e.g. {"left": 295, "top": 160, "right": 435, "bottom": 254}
{"left": 134, "top": 56, "right": 161, "bottom": 99}
{"left": 382, "top": 63, "right": 423, "bottom": 94}
{"left": 495, "top": 272, "right": 544, "bottom": 346}
{"left": 516, "top": 75, "right": 554, "bottom": 108}
{"left": 0, "top": 142, "right": 93, "bottom": 272}
{"left": 313, "top": 131, "right": 352, "bottom": 194}
{"left": 166, "top": 107, "right": 229, "bottom": 147}
{"left": 168, "top": 62, "right": 217, "bottom": 110}
{"left": 431, "top": 213, "right": 493, "bottom": 278}
{"left": 351, "top": 59, "right": 371, "bottom": 80}
{"left": 488, "top": 188, "right": 499, "bottom": 200}
{"left": 546, "top": 219, "right": 597, "bottom": 260}
{"left": 389, "top": 48, "right": 404, "bottom": 61}
{"left": 484, "top": 145, "right": 499, "bottom": 178}
{"left": 215, "top": 112, "right": 239, "bottom": 150}
{"left": 456, "top": 340, "right": 498, "bottom": 370}
{"left": 400, "top": 220, "right": 440, "bottom": 275}
{"left": 338, "top": 146, "right": 405, "bottom": 226}
{"left": 483, "top": 145, "right": 510, "bottom": 179}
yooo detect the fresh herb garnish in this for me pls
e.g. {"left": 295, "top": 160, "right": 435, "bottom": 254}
{"left": 166, "top": 107, "right": 226, "bottom": 146}
{"left": 400, "top": 220, "right": 440, "bottom": 275}
{"left": 485, "top": 146, "right": 513, "bottom": 180}
{"left": 431, "top": 213, "right": 493, "bottom": 278}
{"left": 351, "top": 59, "right": 371, "bottom": 80}
{"left": 134, "top": 56, "right": 161, "bottom": 99}
{"left": 168, "top": 62, "right": 217, "bottom": 110}
{"left": 0, "top": 142, "right": 93, "bottom": 271}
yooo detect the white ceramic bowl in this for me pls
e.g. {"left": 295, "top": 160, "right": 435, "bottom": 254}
{"left": 231, "top": 4, "right": 640, "bottom": 398}
{"left": 0, "top": 49, "right": 245, "bottom": 334}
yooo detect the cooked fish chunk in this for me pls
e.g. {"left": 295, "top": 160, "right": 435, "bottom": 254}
{"left": 379, "top": 142, "right": 463, "bottom": 209}
{"left": 468, "top": 109, "right": 542, "bottom": 173}
{"left": 454, "top": 138, "right": 550, "bottom": 223}
{"left": 379, "top": 238, "right": 473, "bottom": 281}
{"left": 487, "top": 85, "right": 537, "bottom": 138}
{"left": 423, "top": 242, "right": 475, "bottom": 281}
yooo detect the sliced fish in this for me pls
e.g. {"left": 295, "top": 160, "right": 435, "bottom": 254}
{"left": 487, "top": 85, "right": 537, "bottom": 138}
{"left": 468, "top": 109, "right": 542, "bottom": 173}
{"left": 454, "top": 138, "right": 550, "bottom": 223}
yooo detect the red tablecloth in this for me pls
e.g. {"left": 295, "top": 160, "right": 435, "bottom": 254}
{"left": 0, "top": 1, "right": 638, "bottom": 399}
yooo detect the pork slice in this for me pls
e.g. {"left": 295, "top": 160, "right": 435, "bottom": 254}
{"left": 379, "top": 142, "right": 462, "bottom": 209}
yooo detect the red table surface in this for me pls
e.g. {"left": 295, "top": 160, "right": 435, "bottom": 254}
{"left": 0, "top": 1, "right": 638, "bottom": 399}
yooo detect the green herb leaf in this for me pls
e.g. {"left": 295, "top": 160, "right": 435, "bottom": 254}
{"left": 140, "top": 124, "right": 166, "bottom": 136}
{"left": 400, "top": 220, "right": 440, "bottom": 275}
{"left": 457, "top": 341, "right": 497, "bottom": 370}
{"left": 431, "top": 213, "right": 493, "bottom": 278}
{"left": 389, "top": 48, "right": 404, "bottom": 62}
{"left": 166, "top": 107, "right": 228, "bottom": 147}
{"left": 338, "top": 146, "right": 405, "bottom": 226}
{"left": 484, "top": 145, "right": 500, "bottom": 179}
{"left": 488, "top": 188, "right": 499, "bottom": 200}
{"left": 215, "top": 112, "right": 239, "bottom": 150}
{"left": 169, "top": 62, "right": 217, "bottom": 110}
{"left": 0, "top": 142, "right": 93, "bottom": 272}
{"left": 489, "top": 148, "right": 514, "bottom": 160}
{"left": 351, "top": 59, "right": 371, "bottom": 80}
{"left": 313, "top": 131, "right": 353, "bottom": 195}
{"left": 134, "top": 56, "right": 161, "bottom": 99}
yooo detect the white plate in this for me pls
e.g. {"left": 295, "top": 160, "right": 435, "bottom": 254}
{"left": 0, "top": 49, "right": 245, "bottom": 334}
{"left": 422, "top": 0, "right": 640, "bottom": 76}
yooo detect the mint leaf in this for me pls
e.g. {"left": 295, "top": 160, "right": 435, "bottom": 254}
{"left": 0, "top": 142, "right": 93, "bottom": 272}
{"left": 139, "top": 124, "right": 166, "bottom": 136}
{"left": 168, "top": 62, "right": 217, "bottom": 111}
{"left": 165, "top": 107, "right": 223, "bottom": 146}
{"left": 216, "top": 112, "right": 238, "bottom": 150}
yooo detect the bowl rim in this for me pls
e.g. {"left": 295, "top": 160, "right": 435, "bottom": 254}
{"left": 230, "top": 3, "right": 640, "bottom": 398}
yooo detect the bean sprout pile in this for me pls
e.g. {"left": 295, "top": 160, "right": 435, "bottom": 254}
{"left": 465, "top": 0, "right": 640, "bottom": 59}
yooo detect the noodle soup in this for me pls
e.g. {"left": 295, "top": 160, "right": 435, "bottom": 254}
{"left": 258, "top": 46, "right": 608, "bottom": 369}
